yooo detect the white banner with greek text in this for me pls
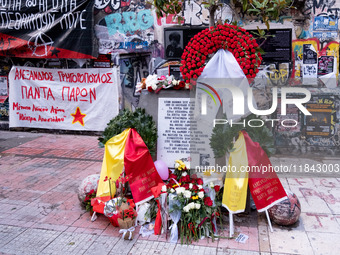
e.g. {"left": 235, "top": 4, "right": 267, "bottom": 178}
{"left": 9, "top": 66, "right": 119, "bottom": 131}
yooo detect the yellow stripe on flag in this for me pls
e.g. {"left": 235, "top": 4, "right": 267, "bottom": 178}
{"left": 96, "top": 128, "right": 131, "bottom": 199}
{"left": 222, "top": 131, "right": 249, "bottom": 213}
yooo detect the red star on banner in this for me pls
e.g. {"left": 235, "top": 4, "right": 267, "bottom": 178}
{"left": 71, "top": 107, "right": 86, "bottom": 126}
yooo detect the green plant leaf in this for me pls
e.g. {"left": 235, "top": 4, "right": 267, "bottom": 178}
{"left": 98, "top": 108, "right": 158, "bottom": 156}
{"left": 248, "top": 8, "right": 261, "bottom": 13}
{"left": 242, "top": 0, "right": 248, "bottom": 11}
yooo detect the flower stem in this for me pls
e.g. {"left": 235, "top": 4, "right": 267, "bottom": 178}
{"left": 109, "top": 179, "right": 112, "bottom": 199}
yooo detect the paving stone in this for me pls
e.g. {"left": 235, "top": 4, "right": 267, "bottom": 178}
{"left": 108, "top": 232, "right": 138, "bottom": 255}
{"left": 0, "top": 225, "right": 26, "bottom": 247}
{"left": 288, "top": 185, "right": 333, "bottom": 214}
{"left": 129, "top": 240, "right": 174, "bottom": 255}
{"left": 307, "top": 232, "right": 340, "bottom": 255}
{"left": 301, "top": 212, "right": 340, "bottom": 233}
{"left": 84, "top": 235, "right": 119, "bottom": 255}
{"left": 269, "top": 228, "right": 313, "bottom": 254}
{"left": 216, "top": 247, "right": 259, "bottom": 255}
{"left": 41, "top": 231, "right": 97, "bottom": 255}
{"left": 174, "top": 244, "right": 217, "bottom": 255}
{"left": 1, "top": 228, "right": 60, "bottom": 255}
{"left": 257, "top": 224, "right": 270, "bottom": 253}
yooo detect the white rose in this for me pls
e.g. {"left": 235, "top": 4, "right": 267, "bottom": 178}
{"left": 198, "top": 185, "right": 203, "bottom": 189}
{"left": 170, "top": 188, "right": 175, "bottom": 193}
{"left": 175, "top": 162, "right": 180, "bottom": 169}
{"left": 184, "top": 190, "right": 191, "bottom": 198}
{"left": 172, "top": 80, "right": 179, "bottom": 86}
{"left": 185, "top": 83, "right": 190, "bottom": 89}
{"left": 161, "top": 185, "right": 167, "bottom": 192}
{"left": 182, "top": 172, "right": 187, "bottom": 177}
{"left": 175, "top": 187, "right": 183, "bottom": 195}
{"left": 210, "top": 182, "right": 214, "bottom": 188}
{"left": 189, "top": 202, "right": 196, "bottom": 210}
{"left": 198, "top": 191, "right": 204, "bottom": 199}
{"left": 189, "top": 183, "right": 193, "bottom": 189}
{"left": 183, "top": 205, "right": 190, "bottom": 212}
{"left": 151, "top": 83, "right": 158, "bottom": 90}
{"left": 195, "top": 203, "right": 201, "bottom": 209}
{"left": 178, "top": 187, "right": 186, "bottom": 195}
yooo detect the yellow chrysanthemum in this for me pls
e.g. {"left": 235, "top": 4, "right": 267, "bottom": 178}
{"left": 175, "top": 160, "right": 186, "bottom": 171}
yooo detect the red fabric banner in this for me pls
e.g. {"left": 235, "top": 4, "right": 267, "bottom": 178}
{"left": 243, "top": 131, "right": 287, "bottom": 212}
{"left": 124, "top": 129, "right": 164, "bottom": 206}
{"left": 151, "top": 183, "right": 164, "bottom": 235}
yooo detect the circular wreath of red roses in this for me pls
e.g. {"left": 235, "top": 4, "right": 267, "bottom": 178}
{"left": 180, "top": 24, "right": 262, "bottom": 84}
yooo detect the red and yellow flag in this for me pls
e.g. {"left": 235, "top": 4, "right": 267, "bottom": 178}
{"left": 222, "top": 132, "right": 249, "bottom": 213}
{"left": 93, "top": 128, "right": 163, "bottom": 213}
{"left": 222, "top": 130, "right": 287, "bottom": 213}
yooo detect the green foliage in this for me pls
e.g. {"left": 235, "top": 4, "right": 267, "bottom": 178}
{"left": 236, "top": 0, "right": 294, "bottom": 29}
{"left": 210, "top": 114, "right": 276, "bottom": 158}
{"left": 250, "top": 26, "right": 276, "bottom": 49}
{"left": 152, "top": 0, "right": 293, "bottom": 27}
{"left": 98, "top": 108, "right": 158, "bottom": 156}
{"left": 144, "top": 199, "right": 158, "bottom": 220}
{"left": 152, "top": 0, "right": 184, "bottom": 24}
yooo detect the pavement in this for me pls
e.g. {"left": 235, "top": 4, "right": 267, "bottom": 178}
{"left": 0, "top": 130, "right": 340, "bottom": 255}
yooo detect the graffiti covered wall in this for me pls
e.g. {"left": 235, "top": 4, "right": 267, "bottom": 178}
{"left": 93, "top": 0, "right": 233, "bottom": 56}
{"left": 241, "top": 0, "right": 340, "bottom": 155}
{"left": 94, "top": 0, "right": 155, "bottom": 54}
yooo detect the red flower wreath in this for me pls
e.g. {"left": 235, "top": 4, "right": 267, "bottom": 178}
{"left": 180, "top": 23, "right": 262, "bottom": 84}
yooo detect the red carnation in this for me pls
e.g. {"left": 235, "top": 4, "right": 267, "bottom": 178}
{"left": 204, "top": 197, "right": 213, "bottom": 207}
{"left": 197, "top": 178, "right": 203, "bottom": 185}
{"left": 182, "top": 183, "right": 190, "bottom": 189}
{"left": 180, "top": 24, "right": 261, "bottom": 81}
{"left": 169, "top": 173, "right": 177, "bottom": 180}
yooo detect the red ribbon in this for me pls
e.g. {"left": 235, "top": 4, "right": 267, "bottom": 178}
{"left": 188, "top": 222, "right": 196, "bottom": 235}
{"left": 198, "top": 217, "right": 208, "bottom": 228}
{"left": 211, "top": 213, "right": 216, "bottom": 233}
{"left": 197, "top": 214, "right": 216, "bottom": 233}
